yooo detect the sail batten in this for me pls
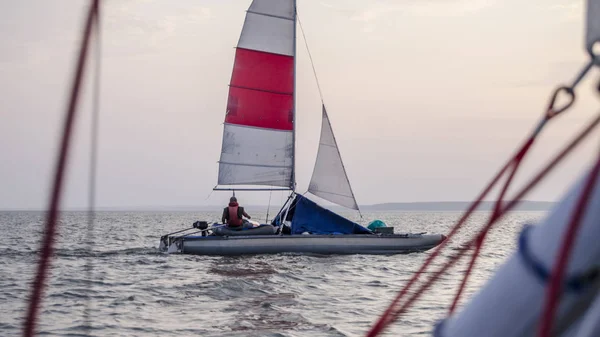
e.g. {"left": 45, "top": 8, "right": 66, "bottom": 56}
{"left": 248, "top": 0, "right": 294, "bottom": 19}
{"left": 219, "top": 162, "right": 291, "bottom": 169}
{"left": 217, "top": 0, "right": 296, "bottom": 188}
{"left": 308, "top": 105, "right": 359, "bottom": 210}
{"left": 247, "top": 10, "right": 294, "bottom": 21}
{"left": 238, "top": 13, "right": 294, "bottom": 56}
{"left": 229, "top": 84, "right": 293, "bottom": 96}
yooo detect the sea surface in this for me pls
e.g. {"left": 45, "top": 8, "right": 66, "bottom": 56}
{"left": 0, "top": 210, "right": 547, "bottom": 336}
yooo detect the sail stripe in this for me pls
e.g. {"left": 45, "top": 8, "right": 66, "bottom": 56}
{"left": 225, "top": 45, "right": 293, "bottom": 131}
{"left": 218, "top": 162, "right": 292, "bottom": 187}
{"left": 238, "top": 12, "right": 294, "bottom": 56}
{"left": 218, "top": 123, "right": 293, "bottom": 187}
{"left": 231, "top": 48, "right": 293, "bottom": 94}
{"left": 225, "top": 86, "right": 293, "bottom": 130}
{"left": 219, "top": 124, "right": 293, "bottom": 168}
{"left": 248, "top": 0, "right": 294, "bottom": 19}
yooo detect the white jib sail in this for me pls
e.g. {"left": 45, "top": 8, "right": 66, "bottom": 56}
{"left": 308, "top": 105, "right": 359, "bottom": 210}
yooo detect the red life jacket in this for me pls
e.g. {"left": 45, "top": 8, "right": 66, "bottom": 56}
{"left": 227, "top": 203, "right": 243, "bottom": 227}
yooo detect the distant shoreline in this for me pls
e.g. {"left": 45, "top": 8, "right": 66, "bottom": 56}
{"left": 0, "top": 201, "right": 555, "bottom": 212}
{"left": 359, "top": 201, "right": 554, "bottom": 211}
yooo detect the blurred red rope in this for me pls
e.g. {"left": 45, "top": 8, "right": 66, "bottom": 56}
{"left": 366, "top": 112, "right": 600, "bottom": 336}
{"left": 449, "top": 136, "right": 533, "bottom": 314}
{"left": 23, "top": 1, "right": 99, "bottom": 336}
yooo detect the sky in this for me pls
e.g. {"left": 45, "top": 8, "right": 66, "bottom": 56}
{"left": 1, "top": 0, "right": 599, "bottom": 210}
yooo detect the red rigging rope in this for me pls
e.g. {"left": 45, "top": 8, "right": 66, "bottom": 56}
{"left": 23, "top": 1, "right": 99, "bottom": 336}
{"left": 365, "top": 135, "right": 536, "bottom": 335}
{"left": 538, "top": 152, "right": 600, "bottom": 337}
{"left": 366, "top": 112, "right": 600, "bottom": 336}
{"left": 364, "top": 124, "right": 544, "bottom": 335}
{"left": 366, "top": 75, "right": 597, "bottom": 336}
{"left": 365, "top": 43, "right": 596, "bottom": 334}
{"left": 449, "top": 135, "right": 534, "bottom": 314}
{"left": 365, "top": 88, "right": 578, "bottom": 333}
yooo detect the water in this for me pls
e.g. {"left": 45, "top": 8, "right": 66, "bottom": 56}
{"left": 0, "top": 210, "right": 546, "bottom": 336}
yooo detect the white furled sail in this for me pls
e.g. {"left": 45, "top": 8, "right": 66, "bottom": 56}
{"left": 217, "top": 0, "right": 296, "bottom": 188}
{"left": 308, "top": 105, "right": 359, "bottom": 210}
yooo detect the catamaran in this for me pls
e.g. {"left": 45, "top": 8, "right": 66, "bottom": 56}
{"left": 158, "top": 0, "right": 446, "bottom": 255}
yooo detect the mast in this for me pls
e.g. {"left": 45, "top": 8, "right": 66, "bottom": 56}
{"left": 291, "top": 0, "right": 297, "bottom": 192}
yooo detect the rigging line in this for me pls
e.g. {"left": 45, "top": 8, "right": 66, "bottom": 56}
{"left": 449, "top": 136, "right": 535, "bottom": 314}
{"left": 297, "top": 11, "right": 324, "bottom": 103}
{"left": 367, "top": 113, "right": 600, "bottom": 337}
{"left": 83, "top": 1, "right": 101, "bottom": 333}
{"left": 367, "top": 85, "right": 581, "bottom": 335}
{"left": 447, "top": 59, "right": 597, "bottom": 319}
{"left": 23, "top": 1, "right": 99, "bottom": 336}
{"left": 281, "top": 191, "right": 296, "bottom": 230}
{"left": 396, "top": 146, "right": 600, "bottom": 329}
{"left": 437, "top": 83, "right": 585, "bottom": 321}
{"left": 366, "top": 136, "right": 525, "bottom": 336}
{"left": 265, "top": 190, "right": 273, "bottom": 223}
{"left": 205, "top": 187, "right": 216, "bottom": 201}
{"left": 383, "top": 119, "right": 600, "bottom": 334}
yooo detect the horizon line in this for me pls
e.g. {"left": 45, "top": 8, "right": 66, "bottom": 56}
{"left": 0, "top": 200, "right": 557, "bottom": 212}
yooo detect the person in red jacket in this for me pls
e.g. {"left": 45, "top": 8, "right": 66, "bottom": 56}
{"left": 221, "top": 196, "right": 252, "bottom": 229}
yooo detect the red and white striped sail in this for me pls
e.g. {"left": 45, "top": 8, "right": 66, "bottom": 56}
{"left": 217, "top": 0, "right": 296, "bottom": 188}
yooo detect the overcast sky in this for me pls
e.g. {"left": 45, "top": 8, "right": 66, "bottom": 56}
{"left": 1, "top": 0, "right": 599, "bottom": 210}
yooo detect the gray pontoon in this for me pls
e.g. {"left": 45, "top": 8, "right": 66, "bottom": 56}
{"left": 159, "top": 195, "right": 446, "bottom": 255}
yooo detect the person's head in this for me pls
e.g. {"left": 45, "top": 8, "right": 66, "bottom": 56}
{"left": 230, "top": 196, "right": 237, "bottom": 203}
